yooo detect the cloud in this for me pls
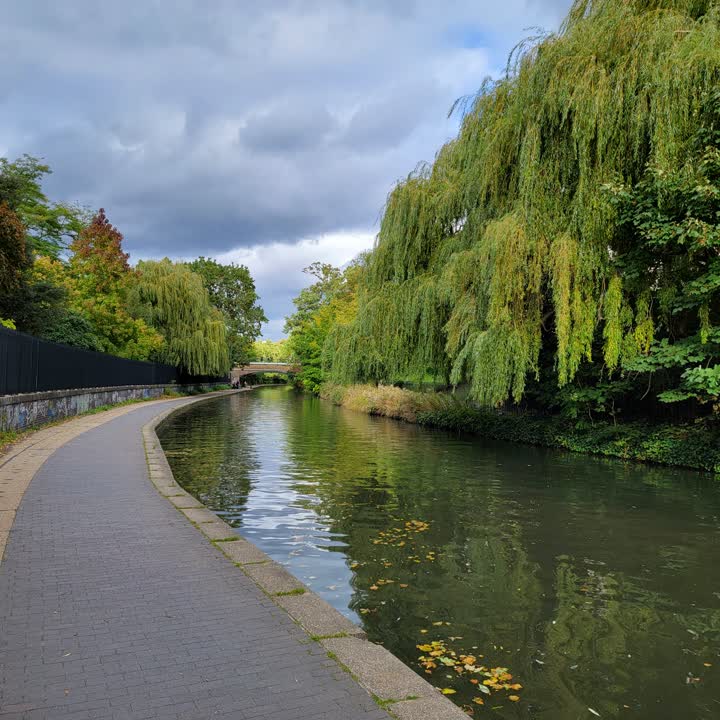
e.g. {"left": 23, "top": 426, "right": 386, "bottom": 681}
{"left": 0, "top": 0, "right": 573, "bottom": 335}
{"left": 216, "top": 230, "right": 376, "bottom": 339}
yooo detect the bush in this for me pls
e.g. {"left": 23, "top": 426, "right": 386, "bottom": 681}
{"left": 321, "top": 383, "right": 720, "bottom": 474}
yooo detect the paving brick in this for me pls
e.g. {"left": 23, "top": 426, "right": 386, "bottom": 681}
{"left": 0, "top": 401, "right": 390, "bottom": 720}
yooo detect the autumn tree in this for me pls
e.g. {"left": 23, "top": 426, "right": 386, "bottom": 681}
{"left": 68, "top": 209, "right": 163, "bottom": 359}
{"left": 0, "top": 155, "right": 97, "bottom": 345}
{"left": 0, "top": 203, "right": 29, "bottom": 299}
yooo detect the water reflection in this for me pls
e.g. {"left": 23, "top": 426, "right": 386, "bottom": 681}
{"left": 159, "top": 387, "right": 720, "bottom": 719}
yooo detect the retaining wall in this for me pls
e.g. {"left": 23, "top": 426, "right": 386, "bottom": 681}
{"left": 0, "top": 384, "right": 222, "bottom": 432}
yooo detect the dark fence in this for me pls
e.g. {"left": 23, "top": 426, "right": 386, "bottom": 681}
{"left": 0, "top": 325, "right": 180, "bottom": 395}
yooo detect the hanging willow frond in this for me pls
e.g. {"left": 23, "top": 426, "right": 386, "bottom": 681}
{"left": 133, "top": 259, "right": 230, "bottom": 376}
{"left": 327, "top": 0, "right": 720, "bottom": 404}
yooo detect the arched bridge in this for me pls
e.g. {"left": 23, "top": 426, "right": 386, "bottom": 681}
{"left": 231, "top": 362, "right": 300, "bottom": 380}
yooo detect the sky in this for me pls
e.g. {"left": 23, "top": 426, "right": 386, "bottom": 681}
{"left": 1, "top": 0, "right": 572, "bottom": 339}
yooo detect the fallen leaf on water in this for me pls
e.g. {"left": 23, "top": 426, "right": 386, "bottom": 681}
{"left": 420, "top": 629, "right": 428, "bottom": 634}
{"left": 369, "top": 585, "right": 379, "bottom": 591}
{"left": 441, "top": 688, "right": 457, "bottom": 695}
{"left": 399, "top": 583, "right": 409, "bottom": 588}
{"left": 509, "top": 695, "right": 520, "bottom": 702}
{"left": 588, "top": 709, "right": 601, "bottom": 718}
{"left": 704, "top": 662, "right": 712, "bottom": 667}
{"left": 472, "top": 697, "right": 485, "bottom": 705}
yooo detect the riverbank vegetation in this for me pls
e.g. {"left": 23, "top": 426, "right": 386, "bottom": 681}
{"left": 0, "top": 156, "right": 264, "bottom": 375}
{"left": 286, "top": 0, "right": 720, "bottom": 467}
{"left": 321, "top": 383, "right": 720, "bottom": 472}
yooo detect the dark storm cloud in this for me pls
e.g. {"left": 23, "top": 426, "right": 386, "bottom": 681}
{"left": 0, "top": 0, "right": 572, "bottom": 334}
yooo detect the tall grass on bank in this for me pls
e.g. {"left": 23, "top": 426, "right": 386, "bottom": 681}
{"left": 319, "top": 383, "right": 720, "bottom": 474}
{"left": 320, "top": 383, "right": 454, "bottom": 423}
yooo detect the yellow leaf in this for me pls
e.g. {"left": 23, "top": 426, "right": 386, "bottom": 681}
{"left": 441, "top": 688, "right": 456, "bottom": 695}
{"left": 369, "top": 585, "right": 379, "bottom": 591}
{"left": 420, "top": 629, "right": 428, "bottom": 634}
{"left": 704, "top": 663, "right": 712, "bottom": 667}
{"left": 472, "top": 697, "right": 484, "bottom": 705}
{"left": 509, "top": 695, "right": 520, "bottom": 702}
{"left": 399, "top": 584, "right": 408, "bottom": 588}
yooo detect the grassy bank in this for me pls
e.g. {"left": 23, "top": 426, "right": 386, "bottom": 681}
{"left": 320, "top": 383, "right": 720, "bottom": 475}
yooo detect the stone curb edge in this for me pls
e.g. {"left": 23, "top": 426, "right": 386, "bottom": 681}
{"left": 142, "top": 390, "right": 468, "bottom": 720}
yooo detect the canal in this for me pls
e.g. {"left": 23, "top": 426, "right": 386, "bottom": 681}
{"left": 158, "top": 387, "right": 720, "bottom": 719}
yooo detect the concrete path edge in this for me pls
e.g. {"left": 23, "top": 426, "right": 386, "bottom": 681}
{"left": 144, "top": 391, "right": 468, "bottom": 720}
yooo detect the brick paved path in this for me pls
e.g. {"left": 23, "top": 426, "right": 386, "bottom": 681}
{"left": 0, "top": 402, "right": 389, "bottom": 720}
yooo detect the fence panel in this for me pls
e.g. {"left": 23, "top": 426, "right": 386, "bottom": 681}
{"left": 0, "top": 326, "right": 179, "bottom": 395}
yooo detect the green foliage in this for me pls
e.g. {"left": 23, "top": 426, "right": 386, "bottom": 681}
{"left": 603, "top": 89, "right": 720, "bottom": 404}
{"left": 38, "top": 310, "right": 103, "bottom": 352}
{"left": 326, "top": 0, "right": 720, "bottom": 412}
{"left": 285, "top": 261, "right": 362, "bottom": 393}
{"left": 187, "top": 257, "right": 266, "bottom": 366}
{"left": 67, "top": 209, "right": 164, "bottom": 360}
{"left": 415, "top": 405, "right": 720, "bottom": 473}
{"left": 252, "top": 338, "right": 295, "bottom": 362}
{"left": 0, "top": 157, "right": 266, "bottom": 375}
{"left": 0, "top": 155, "right": 87, "bottom": 258}
{"left": 131, "top": 259, "right": 230, "bottom": 376}
{"left": 321, "top": 381, "right": 720, "bottom": 472}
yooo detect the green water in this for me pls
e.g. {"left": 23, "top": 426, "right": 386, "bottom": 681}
{"left": 158, "top": 387, "right": 720, "bottom": 719}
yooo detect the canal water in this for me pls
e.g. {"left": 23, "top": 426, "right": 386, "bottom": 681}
{"left": 158, "top": 387, "right": 720, "bottom": 719}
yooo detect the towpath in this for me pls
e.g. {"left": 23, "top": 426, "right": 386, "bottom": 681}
{"left": 0, "top": 398, "right": 390, "bottom": 720}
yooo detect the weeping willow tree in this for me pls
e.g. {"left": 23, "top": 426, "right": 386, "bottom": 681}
{"left": 132, "top": 259, "right": 230, "bottom": 376}
{"left": 327, "top": 0, "right": 720, "bottom": 407}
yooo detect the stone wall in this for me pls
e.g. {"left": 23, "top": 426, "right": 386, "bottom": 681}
{"left": 0, "top": 384, "right": 222, "bottom": 433}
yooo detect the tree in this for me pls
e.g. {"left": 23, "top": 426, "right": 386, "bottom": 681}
{"left": 604, "top": 89, "right": 720, "bottom": 406}
{"left": 285, "top": 262, "right": 361, "bottom": 393}
{"left": 327, "top": 0, "right": 720, "bottom": 412}
{"left": 0, "top": 155, "right": 87, "bottom": 258}
{"left": 67, "top": 209, "right": 164, "bottom": 360}
{"left": 0, "top": 156, "right": 105, "bottom": 352}
{"left": 0, "top": 203, "right": 29, "bottom": 299}
{"left": 39, "top": 310, "right": 103, "bottom": 352}
{"left": 252, "top": 338, "right": 295, "bottom": 363}
{"left": 187, "top": 257, "right": 266, "bottom": 366}
{"left": 131, "top": 259, "right": 230, "bottom": 376}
